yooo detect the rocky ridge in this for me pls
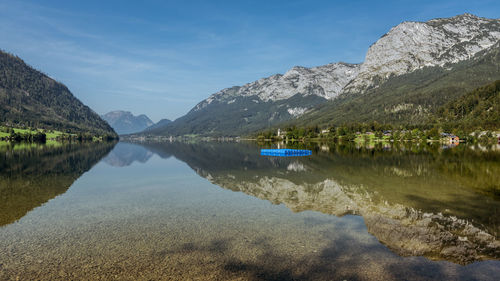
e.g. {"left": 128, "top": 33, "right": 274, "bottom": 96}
{"left": 193, "top": 63, "right": 360, "bottom": 112}
{"left": 344, "top": 13, "right": 500, "bottom": 93}
{"left": 195, "top": 14, "right": 500, "bottom": 112}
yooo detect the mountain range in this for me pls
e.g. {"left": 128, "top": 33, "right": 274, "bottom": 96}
{"left": 145, "top": 13, "right": 500, "bottom": 137}
{"left": 0, "top": 50, "right": 116, "bottom": 136}
{"left": 2, "top": 13, "right": 498, "bottom": 138}
{"left": 296, "top": 40, "right": 500, "bottom": 128}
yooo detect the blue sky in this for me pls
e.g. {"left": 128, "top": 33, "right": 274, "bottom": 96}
{"left": 1, "top": 0, "right": 499, "bottom": 122}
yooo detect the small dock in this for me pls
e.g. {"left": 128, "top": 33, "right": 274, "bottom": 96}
{"left": 260, "top": 149, "right": 312, "bottom": 157}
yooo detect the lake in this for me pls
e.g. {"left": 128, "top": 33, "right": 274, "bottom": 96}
{"left": 0, "top": 141, "right": 499, "bottom": 280}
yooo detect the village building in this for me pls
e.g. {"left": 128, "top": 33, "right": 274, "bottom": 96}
{"left": 440, "top": 133, "right": 460, "bottom": 143}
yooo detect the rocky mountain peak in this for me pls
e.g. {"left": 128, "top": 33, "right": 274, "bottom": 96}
{"left": 193, "top": 62, "right": 361, "bottom": 112}
{"left": 430, "top": 12, "right": 488, "bottom": 24}
{"left": 344, "top": 13, "right": 500, "bottom": 94}
{"left": 283, "top": 65, "right": 309, "bottom": 77}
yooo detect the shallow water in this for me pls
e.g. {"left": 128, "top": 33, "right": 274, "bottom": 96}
{"left": 0, "top": 141, "right": 499, "bottom": 280}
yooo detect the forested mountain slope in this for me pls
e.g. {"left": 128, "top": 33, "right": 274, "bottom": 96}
{"left": 0, "top": 51, "right": 116, "bottom": 136}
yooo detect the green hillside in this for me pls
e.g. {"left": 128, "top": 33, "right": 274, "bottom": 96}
{"left": 148, "top": 93, "right": 327, "bottom": 137}
{"left": 0, "top": 51, "right": 116, "bottom": 137}
{"left": 436, "top": 80, "right": 500, "bottom": 130}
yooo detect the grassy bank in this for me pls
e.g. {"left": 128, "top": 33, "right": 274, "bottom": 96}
{"left": 0, "top": 126, "right": 118, "bottom": 143}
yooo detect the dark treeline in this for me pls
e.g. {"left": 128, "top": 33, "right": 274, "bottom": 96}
{"left": 436, "top": 80, "right": 500, "bottom": 130}
{"left": 1, "top": 128, "right": 46, "bottom": 142}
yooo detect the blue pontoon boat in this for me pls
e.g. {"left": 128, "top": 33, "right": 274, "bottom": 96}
{"left": 260, "top": 149, "right": 312, "bottom": 157}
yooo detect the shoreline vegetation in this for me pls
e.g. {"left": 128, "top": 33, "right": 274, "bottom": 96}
{"left": 121, "top": 123, "right": 499, "bottom": 146}
{"left": 255, "top": 123, "right": 500, "bottom": 146}
{"left": 0, "top": 125, "right": 118, "bottom": 144}
{"left": 120, "top": 134, "right": 500, "bottom": 152}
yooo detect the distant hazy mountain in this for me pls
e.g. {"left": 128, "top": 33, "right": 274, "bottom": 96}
{"left": 0, "top": 50, "right": 116, "bottom": 136}
{"left": 143, "top": 118, "right": 172, "bottom": 131}
{"left": 146, "top": 13, "right": 500, "bottom": 136}
{"left": 101, "top": 110, "right": 154, "bottom": 135}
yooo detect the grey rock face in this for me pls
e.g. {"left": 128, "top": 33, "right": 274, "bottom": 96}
{"left": 344, "top": 13, "right": 500, "bottom": 93}
{"left": 193, "top": 62, "right": 360, "bottom": 113}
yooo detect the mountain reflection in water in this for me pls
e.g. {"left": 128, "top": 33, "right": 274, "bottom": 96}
{"left": 0, "top": 142, "right": 116, "bottom": 227}
{"left": 103, "top": 142, "right": 154, "bottom": 167}
{"left": 131, "top": 141, "right": 500, "bottom": 265}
